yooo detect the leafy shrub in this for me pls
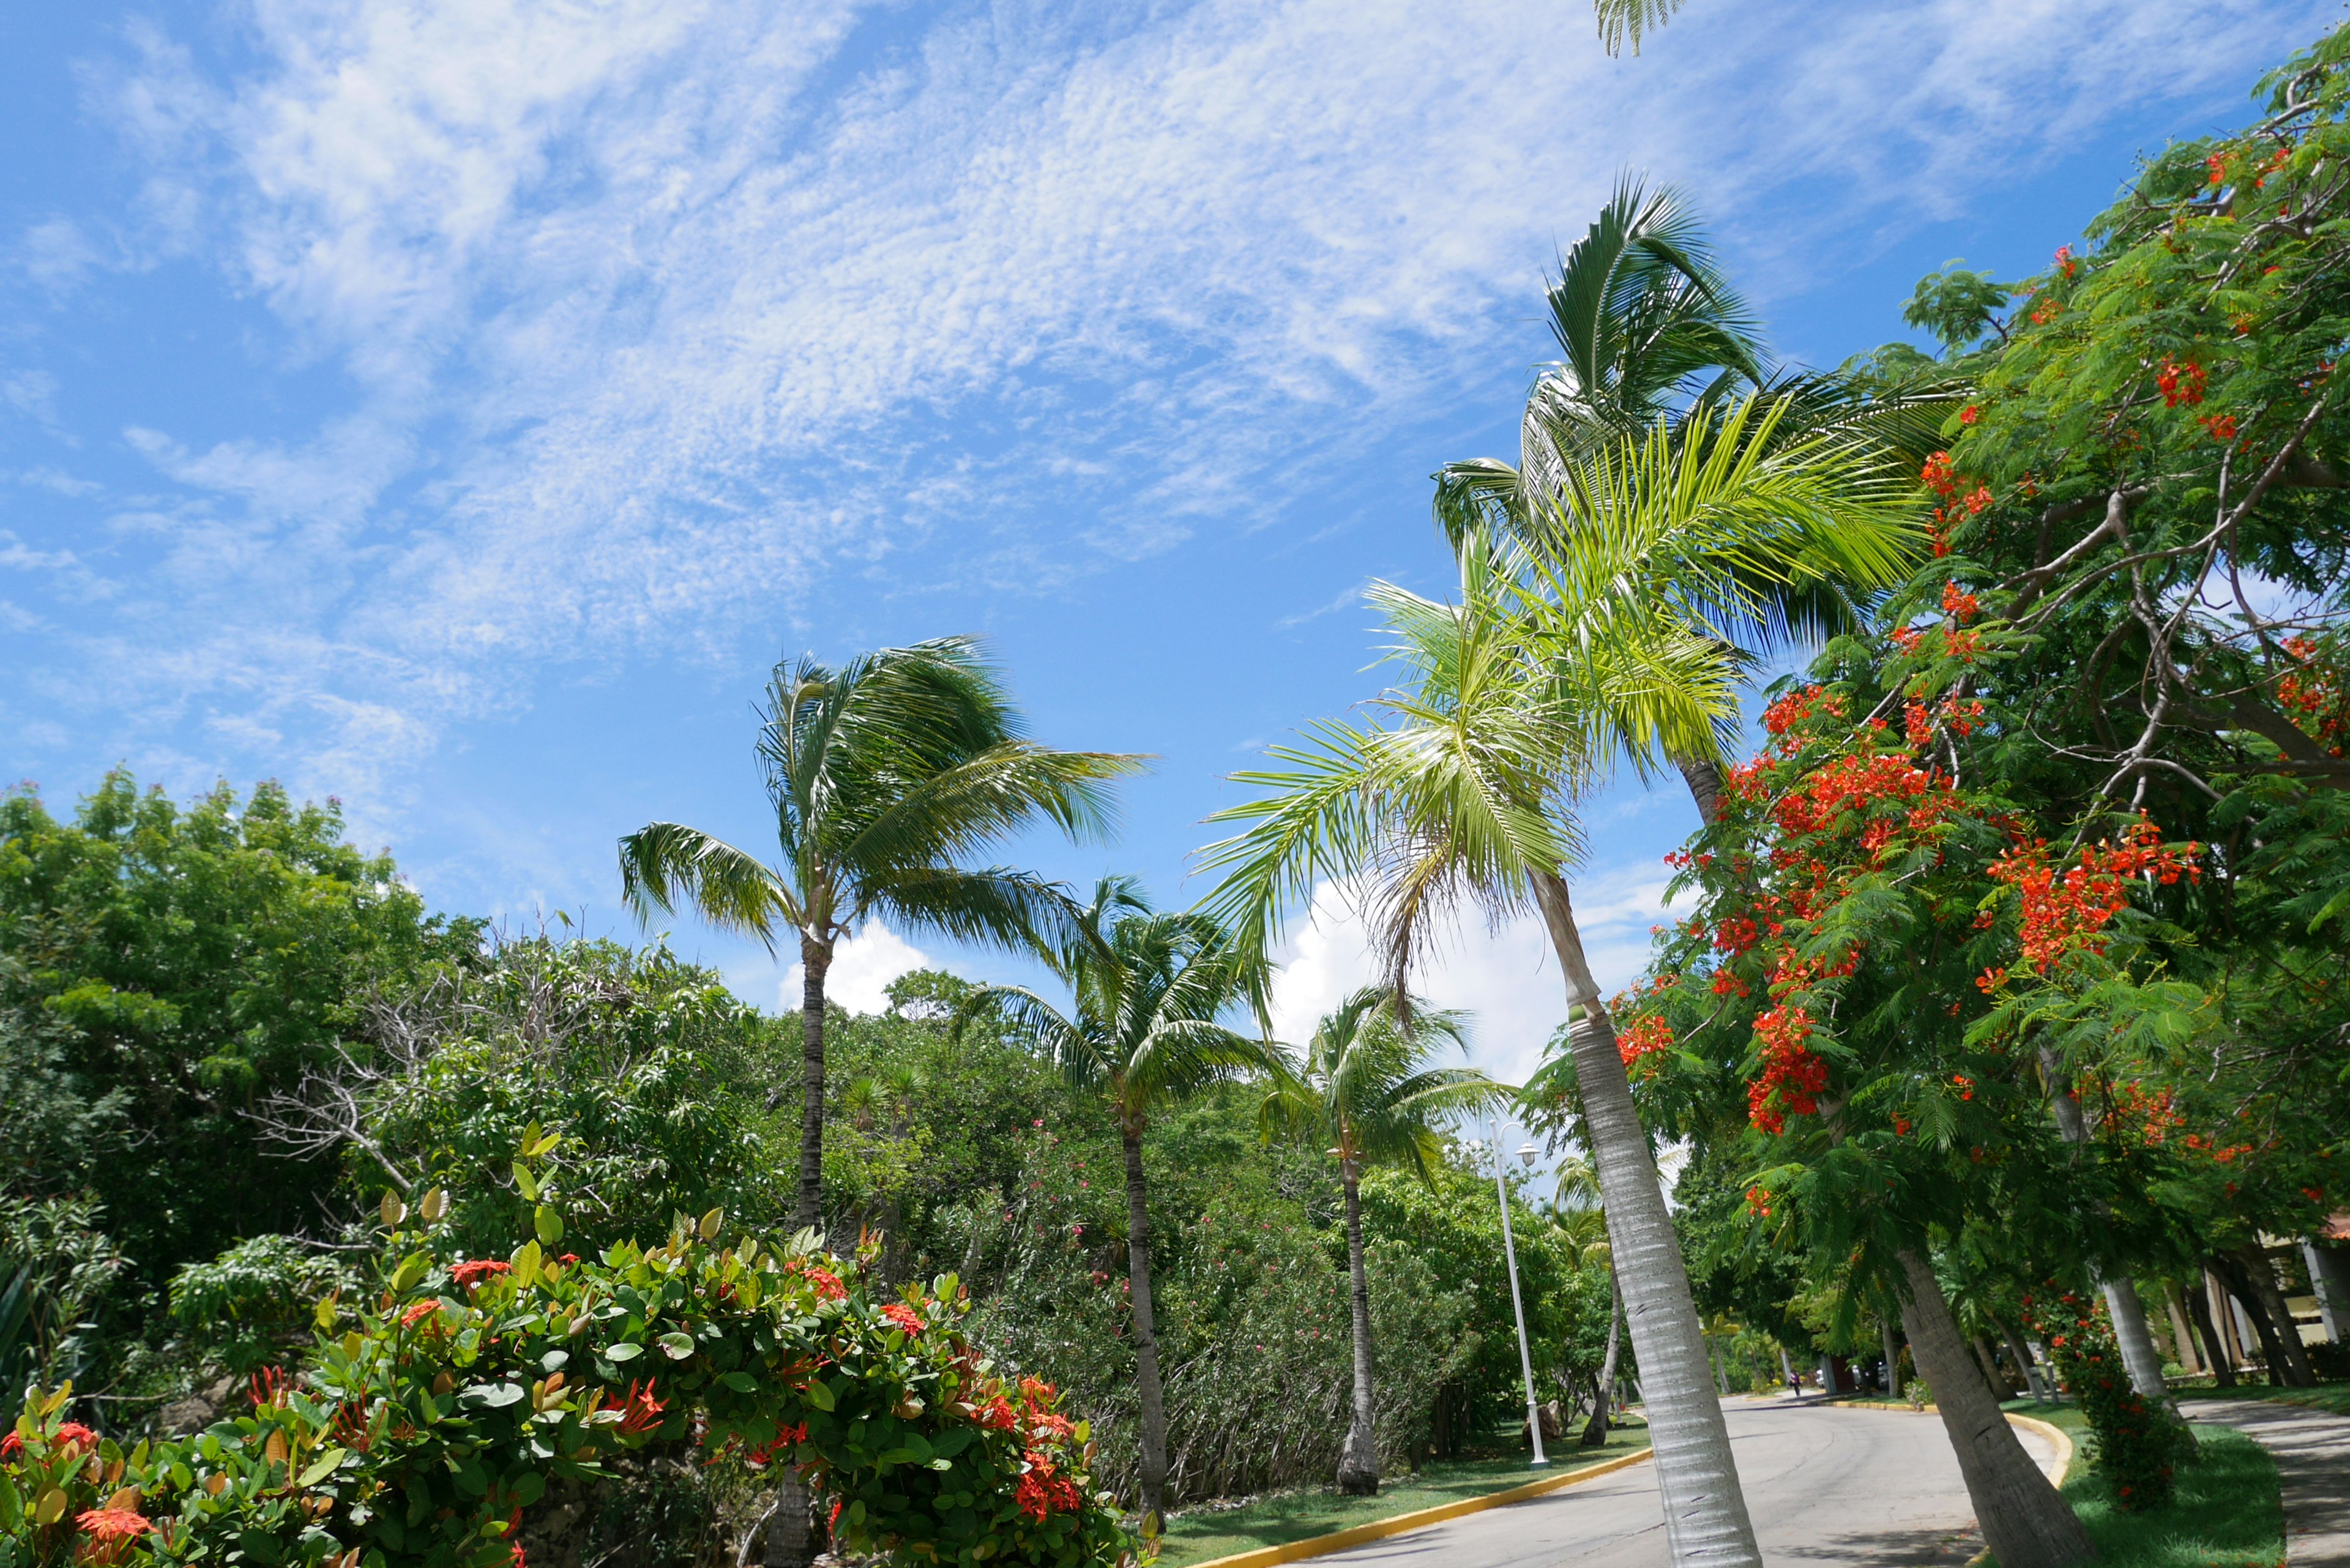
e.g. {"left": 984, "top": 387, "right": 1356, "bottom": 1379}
{"left": 167, "top": 1238, "right": 358, "bottom": 1378}
{"left": 0, "top": 1143, "right": 1141, "bottom": 1568}
{"left": 2021, "top": 1289, "right": 2191, "bottom": 1510}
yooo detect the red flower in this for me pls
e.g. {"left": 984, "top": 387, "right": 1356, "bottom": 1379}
{"left": 1941, "top": 582, "right": 1980, "bottom": 622}
{"left": 451, "top": 1260, "right": 512, "bottom": 1288}
{"left": 2200, "top": 413, "right": 2237, "bottom": 442}
{"left": 1959, "top": 405, "right": 1979, "bottom": 425}
{"left": 616, "top": 1379, "right": 666, "bottom": 1436}
{"left": 2156, "top": 359, "right": 2205, "bottom": 408}
{"left": 75, "top": 1507, "right": 154, "bottom": 1563}
{"left": 400, "top": 1301, "right": 439, "bottom": 1329}
{"left": 882, "top": 1302, "right": 925, "bottom": 1336}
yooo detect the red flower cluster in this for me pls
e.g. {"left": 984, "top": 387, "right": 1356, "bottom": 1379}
{"left": 1014, "top": 1454, "right": 1083, "bottom": 1521}
{"left": 399, "top": 1301, "right": 440, "bottom": 1329}
{"left": 882, "top": 1302, "right": 926, "bottom": 1336}
{"left": 75, "top": 1507, "right": 154, "bottom": 1564}
{"left": 745, "top": 1422, "right": 807, "bottom": 1466}
{"left": 1986, "top": 817, "right": 2201, "bottom": 970}
{"left": 1920, "top": 451, "right": 1958, "bottom": 499}
{"left": 1616, "top": 1012, "right": 1674, "bottom": 1067}
{"left": 1, "top": 1422, "right": 95, "bottom": 1462}
{"left": 1761, "top": 684, "right": 1845, "bottom": 740}
{"left": 2277, "top": 635, "right": 2348, "bottom": 755}
{"left": 1941, "top": 581, "right": 1980, "bottom": 621}
{"left": 2200, "top": 412, "right": 2237, "bottom": 442}
{"left": 614, "top": 1378, "right": 666, "bottom": 1436}
{"left": 2156, "top": 358, "right": 2206, "bottom": 407}
{"left": 1770, "top": 750, "right": 1953, "bottom": 840}
{"left": 784, "top": 1260, "right": 848, "bottom": 1302}
{"left": 1748, "top": 1004, "right": 1827, "bottom": 1135}
{"left": 2054, "top": 245, "right": 2079, "bottom": 279}
{"left": 451, "top": 1259, "right": 513, "bottom": 1288}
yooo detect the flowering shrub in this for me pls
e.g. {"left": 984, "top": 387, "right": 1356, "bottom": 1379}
{"left": 0, "top": 1148, "right": 1142, "bottom": 1568}
{"left": 2018, "top": 1290, "right": 2189, "bottom": 1510}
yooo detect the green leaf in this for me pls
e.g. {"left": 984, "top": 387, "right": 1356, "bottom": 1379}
{"left": 512, "top": 1163, "right": 539, "bottom": 1202}
{"left": 534, "top": 1205, "right": 564, "bottom": 1246}
{"left": 604, "top": 1343, "right": 643, "bottom": 1362}
{"left": 719, "top": 1372, "right": 758, "bottom": 1393}
{"left": 296, "top": 1448, "right": 347, "bottom": 1486}
{"left": 461, "top": 1383, "right": 528, "bottom": 1409}
{"left": 656, "top": 1331, "right": 695, "bottom": 1361}
{"left": 805, "top": 1379, "right": 836, "bottom": 1413}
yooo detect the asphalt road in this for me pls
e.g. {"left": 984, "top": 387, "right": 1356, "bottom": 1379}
{"left": 1307, "top": 1398, "right": 2061, "bottom": 1568}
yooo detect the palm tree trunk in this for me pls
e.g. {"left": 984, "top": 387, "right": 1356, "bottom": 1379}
{"left": 1581, "top": 1273, "right": 1622, "bottom": 1449}
{"left": 2186, "top": 1276, "right": 2237, "bottom": 1388}
{"left": 2162, "top": 1281, "right": 2201, "bottom": 1376}
{"left": 1337, "top": 1162, "right": 1380, "bottom": 1495}
{"left": 1894, "top": 1248, "right": 2093, "bottom": 1568}
{"left": 797, "top": 936, "right": 832, "bottom": 1234}
{"left": 1532, "top": 869, "right": 1761, "bottom": 1568}
{"left": 1882, "top": 1319, "right": 1902, "bottom": 1398}
{"left": 1675, "top": 756, "right": 1725, "bottom": 825}
{"left": 2035, "top": 1047, "right": 2173, "bottom": 1403}
{"left": 1972, "top": 1334, "right": 2015, "bottom": 1399}
{"left": 2211, "top": 1249, "right": 2313, "bottom": 1386}
{"left": 1994, "top": 1318, "right": 2045, "bottom": 1402}
{"left": 1121, "top": 1119, "right": 1171, "bottom": 1523}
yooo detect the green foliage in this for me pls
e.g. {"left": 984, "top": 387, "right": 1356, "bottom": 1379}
{"left": 2018, "top": 1291, "right": 2190, "bottom": 1510}
{"left": 0, "top": 774, "right": 473, "bottom": 1296}
{"left": 0, "top": 1196, "right": 124, "bottom": 1391}
{"left": 167, "top": 1239, "right": 357, "bottom": 1379}
{"left": 1900, "top": 264, "right": 2010, "bottom": 355}
{"left": 1, "top": 1168, "right": 1140, "bottom": 1568}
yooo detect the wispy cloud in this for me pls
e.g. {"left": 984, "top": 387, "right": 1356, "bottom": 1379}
{"left": 5, "top": 0, "right": 2325, "bottom": 823}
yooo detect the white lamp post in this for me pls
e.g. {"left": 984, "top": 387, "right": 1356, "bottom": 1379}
{"left": 1490, "top": 1122, "right": 1547, "bottom": 1468}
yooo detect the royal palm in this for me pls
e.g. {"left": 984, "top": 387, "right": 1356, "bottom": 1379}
{"left": 619, "top": 637, "right": 1141, "bottom": 1233}
{"left": 961, "top": 876, "right": 1275, "bottom": 1528}
{"left": 1259, "top": 986, "right": 1501, "bottom": 1495}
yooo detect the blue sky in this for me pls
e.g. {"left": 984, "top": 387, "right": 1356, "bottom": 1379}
{"left": 2, "top": 0, "right": 2333, "bottom": 1102}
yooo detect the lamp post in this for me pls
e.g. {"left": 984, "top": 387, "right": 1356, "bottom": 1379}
{"left": 1490, "top": 1121, "right": 1546, "bottom": 1468}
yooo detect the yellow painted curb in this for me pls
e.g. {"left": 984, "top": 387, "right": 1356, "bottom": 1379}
{"left": 2004, "top": 1413, "right": 2073, "bottom": 1487}
{"left": 1179, "top": 1446, "right": 1655, "bottom": 1568}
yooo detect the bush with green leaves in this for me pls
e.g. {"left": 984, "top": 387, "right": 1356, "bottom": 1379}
{"left": 0, "top": 1146, "right": 1140, "bottom": 1568}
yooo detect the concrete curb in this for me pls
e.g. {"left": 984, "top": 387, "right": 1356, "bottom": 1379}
{"left": 1179, "top": 1446, "right": 1655, "bottom": 1568}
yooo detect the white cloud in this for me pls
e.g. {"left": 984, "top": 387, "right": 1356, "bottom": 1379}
{"left": 14, "top": 0, "right": 2327, "bottom": 821}
{"left": 784, "top": 918, "right": 934, "bottom": 1017}
{"left": 1266, "top": 857, "right": 1676, "bottom": 1091}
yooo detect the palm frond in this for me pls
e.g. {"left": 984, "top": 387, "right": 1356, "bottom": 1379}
{"left": 616, "top": 823, "right": 792, "bottom": 950}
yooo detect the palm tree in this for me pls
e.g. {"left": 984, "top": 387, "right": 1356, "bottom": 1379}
{"left": 1196, "top": 536, "right": 1767, "bottom": 1568}
{"left": 1550, "top": 1157, "right": 1624, "bottom": 1446}
{"left": 1258, "top": 987, "right": 1503, "bottom": 1495}
{"left": 960, "top": 876, "right": 1277, "bottom": 1528}
{"left": 619, "top": 637, "right": 1143, "bottom": 1233}
{"left": 1592, "top": 0, "right": 1688, "bottom": 55}
{"left": 1436, "top": 182, "right": 1937, "bottom": 822}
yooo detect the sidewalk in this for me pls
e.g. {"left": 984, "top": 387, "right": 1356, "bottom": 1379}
{"left": 2183, "top": 1401, "right": 2350, "bottom": 1566}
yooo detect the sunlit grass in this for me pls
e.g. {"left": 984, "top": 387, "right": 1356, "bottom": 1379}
{"left": 1152, "top": 1426, "right": 1652, "bottom": 1567}
{"left": 1993, "top": 1400, "right": 2285, "bottom": 1568}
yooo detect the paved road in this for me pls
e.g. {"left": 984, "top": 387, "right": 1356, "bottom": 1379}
{"left": 2184, "top": 1401, "right": 2350, "bottom": 1566}
{"left": 1309, "top": 1399, "right": 2059, "bottom": 1568}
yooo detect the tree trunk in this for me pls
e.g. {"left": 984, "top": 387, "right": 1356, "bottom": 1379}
{"left": 1712, "top": 1333, "right": 1729, "bottom": 1397}
{"left": 1895, "top": 1249, "right": 2094, "bottom": 1568}
{"left": 1994, "top": 1318, "right": 2045, "bottom": 1402}
{"left": 1532, "top": 869, "right": 1761, "bottom": 1568}
{"left": 1972, "top": 1334, "right": 2015, "bottom": 1400}
{"left": 2035, "top": 1047, "right": 2173, "bottom": 1403}
{"left": 2162, "top": 1282, "right": 2201, "bottom": 1376}
{"left": 1676, "top": 755, "right": 1725, "bottom": 826}
{"left": 1122, "top": 1119, "right": 1171, "bottom": 1523}
{"left": 2212, "top": 1249, "right": 2312, "bottom": 1386}
{"left": 1582, "top": 1273, "right": 1622, "bottom": 1449}
{"left": 2185, "top": 1277, "right": 2237, "bottom": 1389}
{"left": 1337, "top": 1162, "right": 1380, "bottom": 1495}
{"left": 1882, "top": 1319, "right": 1903, "bottom": 1398}
{"left": 797, "top": 937, "right": 832, "bottom": 1234}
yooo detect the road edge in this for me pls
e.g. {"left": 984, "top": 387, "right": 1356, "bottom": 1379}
{"left": 1178, "top": 1446, "right": 1655, "bottom": 1568}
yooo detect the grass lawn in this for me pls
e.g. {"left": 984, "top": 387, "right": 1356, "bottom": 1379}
{"left": 2176, "top": 1379, "right": 2350, "bottom": 1419}
{"left": 1152, "top": 1426, "right": 1653, "bottom": 1567}
{"left": 1992, "top": 1400, "right": 2285, "bottom": 1567}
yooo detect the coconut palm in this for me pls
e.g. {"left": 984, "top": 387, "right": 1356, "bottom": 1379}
{"left": 1259, "top": 987, "right": 1504, "bottom": 1495}
{"left": 1550, "top": 1157, "right": 1625, "bottom": 1446}
{"left": 1436, "top": 183, "right": 1938, "bottom": 821}
{"left": 619, "top": 637, "right": 1144, "bottom": 1233}
{"left": 1593, "top": 0, "right": 1688, "bottom": 55}
{"left": 959, "top": 876, "right": 1277, "bottom": 1528}
{"left": 1196, "top": 534, "right": 1766, "bottom": 1567}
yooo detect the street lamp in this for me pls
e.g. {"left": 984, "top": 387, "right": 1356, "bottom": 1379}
{"left": 1490, "top": 1121, "right": 1547, "bottom": 1468}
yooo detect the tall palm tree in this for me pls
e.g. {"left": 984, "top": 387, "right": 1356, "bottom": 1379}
{"left": 619, "top": 637, "right": 1143, "bottom": 1233}
{"left": 960, "top": 877, "right": 1277, "bottom": 1528}
{"left": 1259, "top": 987, "right": 1504, "bottom": 1495}
{"left": 1436, "top": 183, "right": 1939, "bottom": 822}
{"left": 1196, "top": 535, "right": 1767, "bottom": 1568}
{"left": 1592, "top": 0, "right": 1688, "bottom": 55}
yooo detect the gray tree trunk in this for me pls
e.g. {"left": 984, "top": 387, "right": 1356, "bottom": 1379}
{"left": 1994, "top": 1318, "right": 2045, "bottom": 1402}
{"left": 2215, "top": 1248, "right": 2313, "bottom": 1386}
{"left": 2185, "top": 1277, "right": 2237, "bottom": 1388}
{"left": 1882, "top": 1319, "right": 1902, "bottom": 1398}
{"left": 1676, "top": 756, "right": 1725, "bottom": 826}
{"left": 1582, "top": 1273, "right": 1622, "bottom": 1449}
{"left": 2162, "top": 1281, "right": 2201, "bottom": 1376}
{"left": 1971, "top": 1335, "right": 2014, "bottom": 1400}
{"left": 2036, "top": 1047, "right": 2174, "bottom": 1403}
{"left": 797, "top": 936, "right": 832, "bottom": 1233}
{"left": 1122, "top": 1121, "right": 1171, "bottom": 1523}
{"left": 1532, "top": 869, "right": 1762, "bottom": 1568}
{"left": 1337, "top": 1162, "right": 1380, "bottom": 1495}
{"left": 1895, "top": 1249, "right": 2094, "bottom": 1568}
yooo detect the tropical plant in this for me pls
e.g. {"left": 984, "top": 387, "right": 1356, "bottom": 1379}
{"left": 1257, "top": 987, "right": 1501, "bottom": 1494}
{"left": 1548, "top": 1158, "right": 1624, "bottom": 1447}
{"left": 956, "top": 878, "right": 1277, "bottom": 1526}
{"left": 0, "top": 1146, "right": 1142, "bottom": 1568}
{"left": 618, "top": 637, "right": 1142, "bottom": 1234}
{"left": 1592, "top": 0, "right": 1687, "bottom": 56}
{"left": 1196, "top": 539, "right": 1766, "bottom": 1568}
